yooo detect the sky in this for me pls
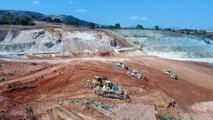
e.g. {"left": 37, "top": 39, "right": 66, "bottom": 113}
{"left": 0, "top": 0, "right": 213, "bottom": 29}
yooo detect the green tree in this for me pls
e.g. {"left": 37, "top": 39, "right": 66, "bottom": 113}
{"left": 18, "top": 17, "right": 35, "bottom": 25}
{"left": 89, "top": 23, "right": 95, "bottom": 29}
{"left": 0, "top": 15, "right": 35, "bottom": 26}
{"left": 165, "top": 28, "right": 171, "bottom": 31}
{"left": 53, "top": 19, "right": 62, "bottom": 23}
{"left": 42, "top": 17, "right": 53, "bottom": 22}
{"left": 19, "top": 19, "right": 29, "bottom": 25}
{"left": 64, "top": 21, "right": 79, "bottom": 27}
{"left": 109, "top": 25, "right": 115, "bottom": 29}
{"left": 154, "top": 25, "right": 160, "bottom": 30}
{"left": 136, "top": 24, "right": 143, "bottom": 29}
{"left": 115, "top": 23, "right": 121, "bottom": 29}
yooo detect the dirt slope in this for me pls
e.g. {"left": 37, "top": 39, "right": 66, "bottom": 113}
{"left": 0, "top": 56, "right": 213, "bottom": 119}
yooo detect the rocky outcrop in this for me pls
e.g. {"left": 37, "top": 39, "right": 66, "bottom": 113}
{"left": 0, "top": 42, "right": 35, "bottom": 52}
{"left": 114, "top": 29, "right": 213, "bottom": 62}
{"left": 110, "top": 39, "right": 117, "bottom": 47}
{"left": 0, "top": 31, "right": 7, "bottom": 41}
{"left": 0, "top": 27, "right": 128, "bottom": 57}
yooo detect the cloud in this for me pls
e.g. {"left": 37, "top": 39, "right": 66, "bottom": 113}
{"left": 32, "top": 1, "right": 40, "bottom": 5}
{"left": 76, "top": 9, "right": 87, "bottom": 12}
{"left": 131, "top": 16, "right": 140, "bottom": 20}
{"left": 141, "top": 17, "right": 148, "bottom": 20}
{"left": 69, "top": 0, "right": 74, "bottom": 4}
{"left": 131, "top": 16, "right": 148, "bottom": 21}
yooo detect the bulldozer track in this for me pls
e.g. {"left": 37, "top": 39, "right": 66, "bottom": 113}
{"left": 47, "top": 109, "right": 56, "bottom": 120}
{"left": 39, "top": 112, "right": 51, "bottom": 120}
{"left": 0, "top": 64, "right": 65, "bottom": 86}
{"left": 1, "top": 56, "right": 213, "bottom": 119}
{"left": 57, "top": 106, "right": 84, "bottom": 120}
{"left": 0, "top": 64, "right": 66, "bottom": 93}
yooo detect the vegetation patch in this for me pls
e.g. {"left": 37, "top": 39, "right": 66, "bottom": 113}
{"left": 160, "top": 114, "right": 183, "bottom": 120}
{"left": 0, "top": 14, "right": 35, "bottom": 25}
{"left": 25, "top": 105, "right": 36, "bottom": 120}
{"left": 67, "top": 98, "right": 115, "bottom": 111}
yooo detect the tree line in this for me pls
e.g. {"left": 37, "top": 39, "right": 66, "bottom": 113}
{"left": 0, "top": 14, "right": 210, "bottom": 40}
{"left": 89, "top": 23, "right": 145, "bottom": 29}
{"left": 41, "top": 17, "right": 80, "bottom": 26}
{"left": 0, "top": 14, "right": 35, "bottom": 25}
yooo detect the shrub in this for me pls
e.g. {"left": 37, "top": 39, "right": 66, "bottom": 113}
{"left": 89, "top": 23, "right": 95, "bottom": 29}
{"left": 154, "top": 25, "right": 160, "bottom": 30}
{"left": 115, "top": 23, "right": 121, "bottom": 29}
{"left": 136, "top": 24, "right": 143, "bottom": 29}
{"left": 53, "top": 18, "right": 62, "bottom": 23}
{"left": 160, "top": 115, "right": 182, "bottom": 120}
{"left": 25, "top": 105, "right": 36, "bottom": 120}
{"left": 42, "top": 17, "right": 53, "bottom": 22}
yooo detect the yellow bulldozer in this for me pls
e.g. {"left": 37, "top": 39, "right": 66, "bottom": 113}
{"left": 86, "top": 76, "right": 108, "bottom": 89}
{"left": 86, "top": 76, "right": 129, "bottom": 100}
{"left": 93, "top": 80, "right": 129, "bottom": 100}
{"left": 163, "top": 69, "right": 178, "bottom": 80}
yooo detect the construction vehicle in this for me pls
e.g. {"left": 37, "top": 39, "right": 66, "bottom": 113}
{"left": 86, "top": 76, "right": 108, "bottom": 89}
{"left": 116, "top": 62, "right": 128, "bottom": 70}
{"left": 163, "top": 69, "right": 178, "bottom": 80}
{"left": 94, "top": 80, "right": 128, "bottom": 100}
{"left": 127, "top": 70, "right": 143, "bottom": 80}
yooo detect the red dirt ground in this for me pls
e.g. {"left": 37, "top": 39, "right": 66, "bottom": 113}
{"left": 0, "top": 60, "right": 50, "bottom": 80}
{"left": 0, "top": 56, "right": 213, "bottom": 119}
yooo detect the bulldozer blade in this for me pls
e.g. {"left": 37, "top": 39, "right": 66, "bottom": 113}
{"left": 104, "top": 93, "right": 128, "bottom": 100}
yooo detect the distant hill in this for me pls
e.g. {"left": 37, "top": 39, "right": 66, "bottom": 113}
{"left": 0, "top": 10, "right": 93, "bottom": 26}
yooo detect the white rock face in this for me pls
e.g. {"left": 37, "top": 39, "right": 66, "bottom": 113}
{"left": 190, "top": 101, "right": 213, "bottom": 113}
{"left": 114, "top": 29, "right": 213, "bottom": 63}
{"left": 178, "top": 101, "right": 213, "bottom": 120}
{"left": 0, "top": 28, "right": 115, "bottom": 56}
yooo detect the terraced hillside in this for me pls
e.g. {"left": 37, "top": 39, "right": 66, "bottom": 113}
{"left": 0, "top": 26, "right": 130, "bottom": 58}
{"left": 112, "top": 29, "right": 213, "bottom": 63}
